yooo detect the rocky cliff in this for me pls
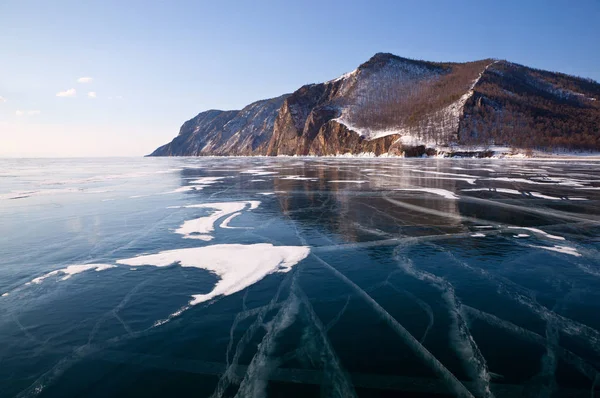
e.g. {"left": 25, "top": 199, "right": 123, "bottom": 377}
{"left": 150, "top": 53, "right": 600, "bottom": 156}
{"left": 149, "top": 95, "right": 289, "bottom": 156}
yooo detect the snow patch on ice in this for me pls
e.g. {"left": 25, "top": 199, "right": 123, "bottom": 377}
{"left": 394, "top": 188, "right": 459, "bottom": 200}
{"left": 462, "top": 188, "right": 587, "bottom": 201}
{"left": 28, "top": 264, "right": 116, "bottom": 285}
{"left": 172, "top": 201, "right": 260, "bottom": 240}
{"left": 281, "top": 176, "right": 317, "bottom": 181}
{"left": 484, "top": 177, "right": 585, "bottom": 187}
{"left": 162, "top": 176, "right": 225, "bottom": 194}
{"left": 241, "top": 169, "right": 278, "bottom": 176}
{"left": 530, "top": 245, "right": 581, "bottom": 257}
{"left": 187, "top": 177, "right": 225, "bottom": 185}
{"left": 220, "top": 212, "right": 251, "bottom": 229}
{"left": 116, "top": 244, "right": 310, "bottom": 306}
{"left": 507, "top": 227, "right": 565, "bottom": 241}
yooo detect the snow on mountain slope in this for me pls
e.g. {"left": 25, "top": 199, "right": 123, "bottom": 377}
{"left": 333, "top": 55, "right": 494, "bottom": 145}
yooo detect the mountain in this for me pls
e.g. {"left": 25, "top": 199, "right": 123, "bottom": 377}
{"left": 149, "top": 53, "right": 600, "bottom": 157}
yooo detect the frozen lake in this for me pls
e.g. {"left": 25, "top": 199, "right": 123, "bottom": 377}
{"left": 1, "top": 157, "right": 600, "bottom": 397}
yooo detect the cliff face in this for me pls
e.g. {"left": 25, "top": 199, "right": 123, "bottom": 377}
{"left": 149, "top": 95, "right": 289, "bottom": 156}
{"left": 150, "top": 53, "right": 600, "bottom": 156}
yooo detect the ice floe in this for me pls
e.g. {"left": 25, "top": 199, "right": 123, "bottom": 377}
{"left": 116, "top": 243, "right": 310, "bottom": 305}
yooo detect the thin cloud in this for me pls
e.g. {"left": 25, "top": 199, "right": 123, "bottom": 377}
{"left": 16, "top": 110, "right": 41, "bottom": 116}
{"left": 0, "top": 96, "right": 6, "bottom": 103}
{"left": 87, "top": 91, "right": 97, "bottom": 98}
{"left": 56, "top": 88, "right": 76, "bottom": 97}
{"left": 77, "top": 77, "right": 93, "bottom": 83}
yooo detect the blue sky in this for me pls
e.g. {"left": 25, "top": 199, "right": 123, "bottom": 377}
{"left": 1, "top": 0, "right": 599, "bottom": 157}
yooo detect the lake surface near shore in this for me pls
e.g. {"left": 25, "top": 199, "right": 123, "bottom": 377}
{"left": 1, "top": 157, "right": 599, "bottom": 397}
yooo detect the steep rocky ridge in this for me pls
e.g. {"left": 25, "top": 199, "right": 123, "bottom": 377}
{"left": 150, "top": 53, "right": 600, "bottom": 156}
{"left": 150, "top": 95, "right": 289, "bottom": 156}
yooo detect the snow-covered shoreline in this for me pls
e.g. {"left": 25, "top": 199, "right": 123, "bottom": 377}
{"left": 146, "top": 151, "right": 600, "bottom": 160}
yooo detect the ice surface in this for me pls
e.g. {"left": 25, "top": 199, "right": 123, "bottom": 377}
{"left": 4, "top": 157, "right": 600, "bottom": 397}
{"left": 0, "top": 188, "right": 83, "bottom": 200}
{"left": 117, "top": 244, "right": 310, "bottom": 305}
